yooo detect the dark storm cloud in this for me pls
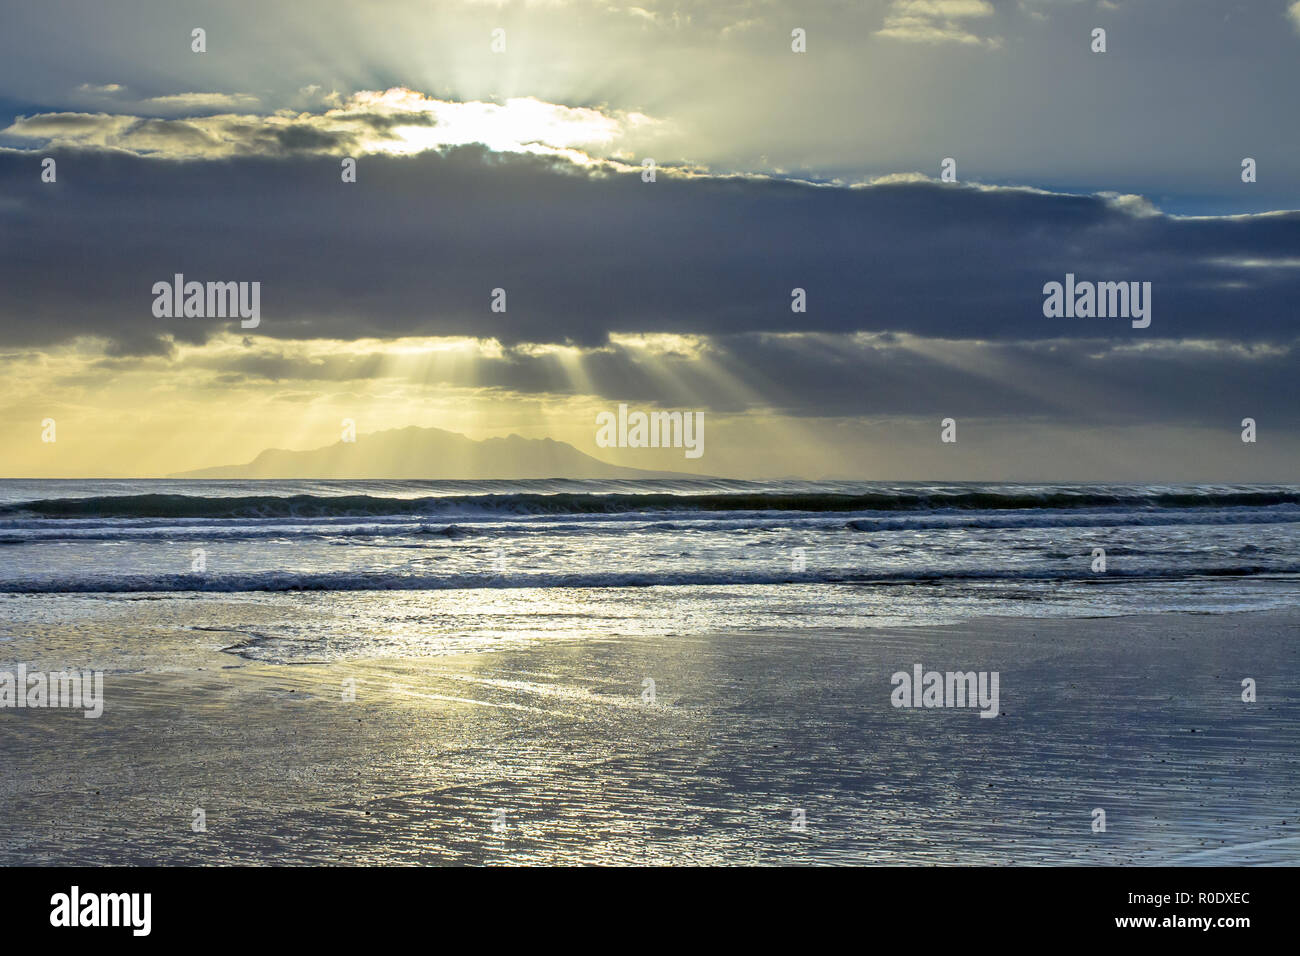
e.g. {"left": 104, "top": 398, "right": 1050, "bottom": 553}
{"left": 101, "top": 329, "right": 176, "bottom": 357}
{"left": 1, "top": 145, "right": 1297, "bottom": 354}
{"left": 269, "top": 124, "right": 352, "bottom": 152}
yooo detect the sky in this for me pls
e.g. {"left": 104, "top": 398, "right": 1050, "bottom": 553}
{"left": 1, "top": 0, "right": 1297, "bottom": 479}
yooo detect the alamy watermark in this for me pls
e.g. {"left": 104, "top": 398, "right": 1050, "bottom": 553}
{"left": 596, "top": 403, "right": 704, "bottom": 459}
{"left": 152, "top": 274, "right": 260, "bottom": 329}
{"left": 1042, "top": 273, "right": 1150, "bottom": 328}
{"left": 50, "top": 886, "right": 150, "bottom": 936}
{"left": 890, "top": 664, "right": 999, "bottom": 718}
{"left": 0, "top": 665, "right": 103, "bottom": 717}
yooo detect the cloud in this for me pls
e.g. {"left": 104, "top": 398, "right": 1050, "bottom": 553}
{"left": 876, "top": 0, "right": 1000, "bottom": 47}
{"left": 2, "top": 89, "right": 661, "bottom": 161}
{"left": 139, "top": 92, "right": 262, "bottom": 113}
{"left": 101, "top": 330, "right": 177, "bottom": 358}
{"left": 68, "top": 84, "right": 261, "bottom": 116}
{"left": 3, "top": 3, "right": 1298, "bottom": 212}
{"left": 1, "top": 144, "right": 1297, "bottom": 362}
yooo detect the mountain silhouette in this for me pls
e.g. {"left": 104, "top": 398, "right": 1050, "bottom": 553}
{"left": 170, "top": 426, "right": 688, "bottom": 479}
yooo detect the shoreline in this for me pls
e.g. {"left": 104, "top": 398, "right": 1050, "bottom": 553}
{"left": 2, "top": 604, "right": 1297, "bottom": 865}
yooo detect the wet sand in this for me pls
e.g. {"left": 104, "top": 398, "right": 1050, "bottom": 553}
{"left": 2, "top": 601, "right": 1298, "bottom": 865}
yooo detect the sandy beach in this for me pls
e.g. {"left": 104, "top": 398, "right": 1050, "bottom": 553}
{"left": 2, "top": 598, "right": 1296, "bottom": 865}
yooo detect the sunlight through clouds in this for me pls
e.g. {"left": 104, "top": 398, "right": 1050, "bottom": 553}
{"left": 3, "top": 88, "right": 663, "bottom": 161}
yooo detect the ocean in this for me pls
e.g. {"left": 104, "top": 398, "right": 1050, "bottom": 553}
{"left": 3, "top": 479, "right": 1298, "bottom": 664}
{"left": 4, "top": 478, "right": 1299, "bottom": 865}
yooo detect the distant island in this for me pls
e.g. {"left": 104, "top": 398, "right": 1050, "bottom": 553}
{"left": 169, "top": 426, "right": 688, "bottom": 479}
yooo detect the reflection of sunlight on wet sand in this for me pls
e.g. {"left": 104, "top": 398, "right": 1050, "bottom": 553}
{"left": 4, "top": 599, "right": 1297, "bottom": 865}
